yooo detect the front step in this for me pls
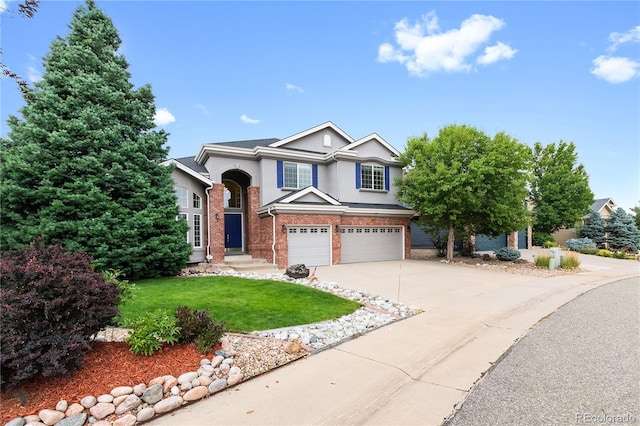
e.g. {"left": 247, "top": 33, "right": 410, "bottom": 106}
{"left": 223, "top": 254, "right": 276, "bottom": 271}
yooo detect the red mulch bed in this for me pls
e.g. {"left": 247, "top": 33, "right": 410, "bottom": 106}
{"left": 1, "top": 341, "right": 218, "bottom": 424}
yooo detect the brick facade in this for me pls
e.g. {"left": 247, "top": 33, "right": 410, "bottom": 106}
{"left": 251, "top": 213, "right": 412, "bottom": 269}
{"left": 208, "top": 183, "right": 226, "bottom": 264}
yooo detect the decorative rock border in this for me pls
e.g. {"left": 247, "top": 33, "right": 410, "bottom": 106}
{"left": 4, "top": 270, "right": 421, "bottom": 426}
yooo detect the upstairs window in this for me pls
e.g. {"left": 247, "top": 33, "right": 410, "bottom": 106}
{"left": 193, "top": 193, "right": 202, "bottom": 209}
{"left": 176, "top": 187, "right": 188, "bottom": 208}
{"left": 277, "top": 161, "right": 318, "bottom": 189}
{"left": 356, "top": 163, "right": 389, "bottom": 191}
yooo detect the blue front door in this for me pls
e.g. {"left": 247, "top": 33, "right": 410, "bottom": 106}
{"left": 224, "top": 214, "right": 242, "bottom": 251}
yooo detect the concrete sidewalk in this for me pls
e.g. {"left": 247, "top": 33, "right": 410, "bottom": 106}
{"left": 149, "top": 252, "right": 639, "bottom": 426}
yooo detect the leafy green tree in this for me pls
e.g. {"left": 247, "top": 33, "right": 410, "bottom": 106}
{"left": 605, "top": 208, "right": 640, "bottom": 252}
{"left": 0, "top": 0, "right": 191, "bottom": 279}
{"left": 579, "top": 211, "right": 606, "bottom": 248}
{"left": 396, "top": 124, "right": 531, "bottom": 261}
{"left": 530, "top": 141, "right": 594, "bottom": 234}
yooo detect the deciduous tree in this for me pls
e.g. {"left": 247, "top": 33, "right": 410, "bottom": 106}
{"left": 396, "top": 124, "right": 531, "bottom": 261}
{"left": 0, "top": 0, "right": 191, "bottom": 279}
{"left": 530, "top": 141, "right": 594, "bottom": 233}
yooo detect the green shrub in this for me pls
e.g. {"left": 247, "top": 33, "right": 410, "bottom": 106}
{"left": 543, "top": 240, "right": 559, "bottom": 248}
{"left": 494, "top": 247, "right": 521, "bottom": 261}
{"left": 612, "top": 251, "right": 628, "bottom": 259}
{"left": 102, "top": 269, "right": 136, "bottom": 325}
{"left": 596, "top": 249, "right": 613, "bottom": 257}
{"left": 560, "top": 252, "right": 581, "bottom": 269}
{"left": 175, "top": 305, "right": 227, "bottom": 354}
{"left": 0, "top": 239, "right": 119, "bottom": 391}
{"left": 534, "top": 255, "right": 551, "bottom": 267}
{"left": 533, "top": 232, "right": 556, "bottom": 247}
{"left": 579, "top": 247, "right": 599, "bottom": 255}
{"left": 125, "top": 310, "right": 181, "bottom": 356}
{"left": 566, "top": 238, "right": 596, "bottom": 252}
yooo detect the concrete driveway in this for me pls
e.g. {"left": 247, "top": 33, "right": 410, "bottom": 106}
{"left": 149, "top": 251, "right": 639, "bottom": 426}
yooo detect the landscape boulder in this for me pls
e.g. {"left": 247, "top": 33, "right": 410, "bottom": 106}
{"left": 285, "top": 264, "right": 309, "bottom": 278}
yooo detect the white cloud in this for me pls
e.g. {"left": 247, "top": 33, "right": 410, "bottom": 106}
{"left": 195, "top": 103, "right": 209, "bottom": 115}
{"left": 0, "top": 0, "right": 8, "bottom": 14}
{"left": 608, "top": 25, "right": 640, "bottom": 52}
{"left": 153, "top": 108, "right": 176, "bottom": 126}
{"left": 240, "top": 114, "right": 260, "bottom": 124}
{"left": 27, "top": 66, "right": 42, "bottom": 83}
{"left": 378, "top": 11, "right": 516, "bottom": 76}
{"left": 590, "top": 55, "right": 640, "bottom": 83}
{"left": 285, "top": 83, "right": 304, "bottom": 93}
{"left": 477, "top": 42, "right": 518, "bottom": 65}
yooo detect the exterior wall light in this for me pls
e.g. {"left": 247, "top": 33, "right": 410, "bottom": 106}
{"left": 282, "top": 224, "right": 286, "bottom": 234}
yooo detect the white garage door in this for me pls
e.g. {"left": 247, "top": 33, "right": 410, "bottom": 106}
{"left": 341, "top": 227, "right": 404, "bottom": 263}
{"left": 287, "top": 226, "right": 331, "bottom": 267}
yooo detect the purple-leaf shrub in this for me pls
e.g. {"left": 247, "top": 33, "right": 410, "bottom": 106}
{"left": 1, "top": 238, "right": 119, "bottom": 391}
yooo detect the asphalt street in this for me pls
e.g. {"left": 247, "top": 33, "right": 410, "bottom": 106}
{"left": 445, "top": 277, "right": 640, "bottom": 426}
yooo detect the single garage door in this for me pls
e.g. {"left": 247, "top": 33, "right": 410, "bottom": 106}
{"left": 287, "top": 226, "right": 331, "bottom": 267}
{"left": 341, "top": 226, "right": 404, "bottom": 263}
{"left": 475, "top": 233, "right": 508, "bottom": 251}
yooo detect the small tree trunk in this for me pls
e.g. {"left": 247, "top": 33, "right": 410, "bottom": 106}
{"left": 447, "top": 224, "right": 455, "bottom": 262}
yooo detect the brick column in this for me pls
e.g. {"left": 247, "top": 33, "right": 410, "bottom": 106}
{"left": 246, "top": 186, "right": 260, "bottom": 256}
{"left": 507, "top": 232, "right": 518, "bottom": 249}
{"left": 209, "top": 183, "right": 225, "bottom": 264}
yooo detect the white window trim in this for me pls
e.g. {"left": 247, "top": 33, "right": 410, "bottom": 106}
{"left": 193, "top": 193, "right": 202, "bottom": 209}
{"left": 176, "top": 187, "right": 189, "bottom": 208}
{"left": 283, "top": 161, "right": 312, "bottom": 189}
{"left": 361, "top": 164, "right": 385, "bottom": 191}
{"left": 193, "top": 214, "right": 202, "bottom": 248}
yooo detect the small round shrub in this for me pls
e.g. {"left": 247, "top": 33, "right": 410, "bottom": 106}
{"left": 0, "top": 238, "right": 119, "bottom": 391}
{"left": 566, "top": 238, "right": 596, "bottom": 252}
{"left": 175, "top": 305, "right": 227, "bottom": 354}
{"left": 596, "top": 249, "right": 613, "bottom": 257}
{"left": 125, "top": 310, "right": 180, "bottom": 356}
{"left": 579, "top": 247, "right": 599, "bottom": 255}
{"left": 543, "top": 240, "right": 559, "bottom": 248}
{"left": 494, "top": 247, "right": 521, "bottom": 261}
{"left": 533, "top": 232, "right": 556, "bottom": 247}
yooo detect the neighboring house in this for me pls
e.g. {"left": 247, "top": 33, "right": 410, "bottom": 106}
{"left": 411, "top": 199, "right": 534, "bottom": 253}
{"left": 163, "top": 122, "right": 415, "bottom": 268}
{"left": 552, "top": 198, "right": 616, "bottom": 246}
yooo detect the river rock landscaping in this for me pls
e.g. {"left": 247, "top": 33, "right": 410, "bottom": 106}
{"left": 2, "top": 270, "right": 421, "bottom": 426}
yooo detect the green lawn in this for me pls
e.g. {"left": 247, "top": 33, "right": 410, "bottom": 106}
{"left": 118, "top": 275, "right": 361, "bottom": 333}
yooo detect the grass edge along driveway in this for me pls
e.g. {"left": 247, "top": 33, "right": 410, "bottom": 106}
{"left": 118, "top": 275, "right": 362, "bottom": 334}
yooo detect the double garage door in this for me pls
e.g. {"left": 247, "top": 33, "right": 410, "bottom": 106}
{"left": 287, "top": 225, "right": 404, "bottom": 266}
{"left": 341, "top": 226, "right": 404, "bottom": 263}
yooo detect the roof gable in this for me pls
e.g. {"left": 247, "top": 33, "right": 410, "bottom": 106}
{"left": 269, "top": 122, "right": 353, "bottom": 148}
{"left": 343, "top": 133, "right": 400, "bottom": 158}
{"left": 589, "top": 198, "right": 616, "bottom": 217}
{"left": 162, "top": 158, "right": 212, "bottom": 185}
{"left": 273, "top": 186, "right": 341, "bottom": 206}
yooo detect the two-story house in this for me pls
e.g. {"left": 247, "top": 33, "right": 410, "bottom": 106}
{"left": 163, "top": 121, "right": 415, "bottom": 269}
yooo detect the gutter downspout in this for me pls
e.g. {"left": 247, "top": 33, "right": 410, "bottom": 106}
{"left": 267, "top": 207, "right": 277, "bottom": 266}
{"left": 206, "top": 182, "right": 215, "bottom": 262}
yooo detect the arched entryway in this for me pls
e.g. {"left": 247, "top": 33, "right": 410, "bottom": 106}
{"left": 222, "top": 170, "right": 251, "bottom": 253}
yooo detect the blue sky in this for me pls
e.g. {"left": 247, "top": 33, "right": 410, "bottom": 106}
{"left": 2, "top": 1, "right": 639, "bottom": 212}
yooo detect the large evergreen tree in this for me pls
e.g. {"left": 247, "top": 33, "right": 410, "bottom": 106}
{"left": 396, "top": 124, "right": 531, "bottom": 261}
{"left": 0, "top": 0, "right": 191, "bottom": 279}
{"left": 530, "top": 140, "right": 594, "bottom": 234}
{"left": 579, "top": 211, "right": 606, "bottom": 248}
{"left": 631, "top": 203, "right": 640, "bottom": 229}
{"left": 605, "top": 208, "right": 640, "bottom": 253}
